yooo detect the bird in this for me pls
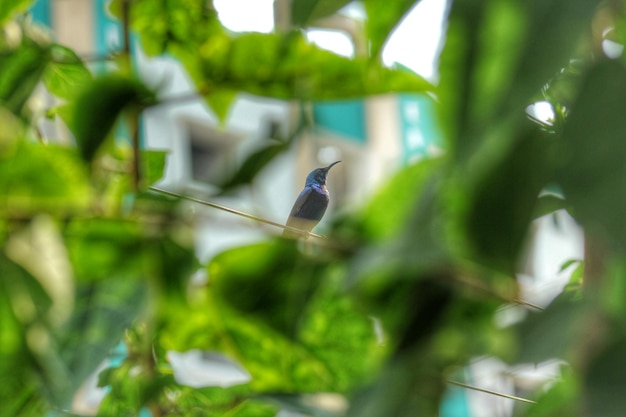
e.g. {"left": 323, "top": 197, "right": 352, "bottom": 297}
{"left": 283, "top": 161, "right": 341, "bottom": 239}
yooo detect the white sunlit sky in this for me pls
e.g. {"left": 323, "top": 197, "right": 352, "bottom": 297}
{"left": 212, "top": 0, "right": 449, "bottom": 82}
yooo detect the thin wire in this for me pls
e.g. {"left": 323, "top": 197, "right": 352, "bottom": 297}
{"left": 148, "top": 186, "right": 326, "bottom": 239}
{"left": 447, "top": 380, "right": 537, "bottom": 404}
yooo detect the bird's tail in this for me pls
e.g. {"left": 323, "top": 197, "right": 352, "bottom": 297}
{"left": 282, "top": 218, "right": 315, "bottom": 239}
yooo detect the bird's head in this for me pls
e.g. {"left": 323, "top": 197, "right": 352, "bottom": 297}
{"left": 305, "top": 161, "right": 341, "bottom": 186}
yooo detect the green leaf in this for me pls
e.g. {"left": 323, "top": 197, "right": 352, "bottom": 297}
{"left": 64, "top": 218, "right": 146, "bottom": 282}
{"left": 585, "top": 337, "right": 626, "bottom": 417}
{"left": 160, "top": 241, "right": 380, "bottom": 393}
{"left": 514, "top": 295, "right": 589, "bottom": 364}
{"left": 70, "top": 75, "right": 156, "bottom": 162}
{"left": 219, "top": 141, "right": 290, "bottom": 191}
{"left": 534, "top": 193, "right": 569, "bottom": 219}
{"left": 0, "top": 142, "right": 91, "bottom": 215}
{"left": 291, "top": 0, "right": 353, "bottom": 27}
{"left": 109, "top": 0, "right": 224, "bottom": 56}
{"left": 59, "top": 279, "right": 148, "bottom": 403}
{"left": 520, "top": 366, "right": 582, "bottom": 417}
{"left": 96, "top": 358, "right": 169, "bottom": 417}
{"left": 188, "top": 31, "right": 433, "bottom": 102}
{"left": 556, "top": 59, "right": 626, "bottom": 252}
{"left": 262, "top": 394, "right": 340, "bottom": 417}
{"left": 43, "top": 44, "right": 92, "bottom": 100}
{"left": 141, "top": 150, "right": 168, "bottom": 186}
{"left": 61, "top": 216, "right": 196, "bottom": 404}
{"left": 513, "top": 0, "right": 600, "bottom": 107}
{"left": 205, "top": 88, "right": 237, "bottom": 123}
{"left": 465, "top": 130, "right": 549, "bottom": 272}
{"left": 358, "top": 157, "right": 443, "bottom": 241}
{"left": 0, "top": 39, "right": 50, "bottom": 116}
{"left": 364, "top": 0, "right": 419, "bottom": 59}
{"left": 209, "top": 240, "right": 325, "bottom": 338}
{"left": 0, "top": 0, "right": 34, "bottom": 24}
{"left": 347, "top": 350, "right": 445, "bottom": 417}
{"left": 438, "top": 0, "right": 599, "bottom": 163}
{"left": 0, "top": 252, "right": 74, "bottom": 408}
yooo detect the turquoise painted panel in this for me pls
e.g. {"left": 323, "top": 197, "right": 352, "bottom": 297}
{"left": 398, "top": 93, "right": 442, "bottom": 165}
{"left": 312, "top": 99, "right": 366, "bottom": 143}
{"left": 440, "top": 386, "right": 472, "bottom": 417}
{"left": 30, "top": 0, "right": 51, "bottom": 26}
{"left": 94, "top": 0, "right": 122, "bottom": 55}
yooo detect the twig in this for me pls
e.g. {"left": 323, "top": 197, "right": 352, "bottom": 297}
{"left": 512, "top": 298, "right": 544, "bottom": 311}
{"left": 130, "top": 115, "right": 141, "bottom": 190}
{"left": 120, "top": 0, "right": 132, "bottom": 59}
{"left": 78, "top": 52, "right": 119, "bottom": 63}
{"left": 119, "top": 0, "right": 141, "bottom": 191}
{"left": 452, "top": 273, "right": 545, "bottom": 311}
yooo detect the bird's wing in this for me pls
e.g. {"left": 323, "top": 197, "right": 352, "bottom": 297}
{"left": 287, "top": 188, "right": 313, "bottom": 219}
{"left": 284, "top": 188, "right": 329, "bottom": 237}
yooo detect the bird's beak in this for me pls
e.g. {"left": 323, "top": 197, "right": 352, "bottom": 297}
{"left": 324, "top": 161, "right": 341, "bottom": 172}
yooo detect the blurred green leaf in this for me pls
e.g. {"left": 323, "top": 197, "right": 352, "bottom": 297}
{"left": 60, "top": 279, "right": 148, "bottom": 402}
{"left": 438, "top": 0, "right": 599, "bottom": 163}
{"left": 347, "top": 273, "right": 507, "bottom": 417}
{"left": 0, "top": 38, "right": 50, "bottom": 116}
{"left": 291, "top": 0, "right": 353, "bottom": 27}
{"left": 364, "top": 0, "right": 418, "bottom": 59}
{"left": 64, "top": 218, "right": 146, "bottom": 282}
{"left": 465, "top": 130, "right": 549, "bottom": 272}
{"left": 263, "top": 394, "right": 340, "bottom": 417}
{"left": 0, "top": 0, "right": 34, "bottom": 24}
{"left": 60, "top": 218, "right": 151, "bottom": 392}
{"left": 209, "top": 240, "right": 325, "bottom": 338}
{"left": 514, "top": 294, "right": 589, "bottom": 364}
{"left": 521, "top": 366, "right": 582, "bottom": 417}
{"left": 96, "top": 359, "right": 169, "bottom": 417}
{"left": 159, "top": 241, "right": 380, "bottom": 392}
{"left": 109, "top": 0, "right": 224, "bottom": 56}
{"left": 43, "top": 44, "right": 92, "bottom": 100}
{"left": 141, "top": 150, "right": 168, "bottom": 186}
{"left": 200, "top": 31, "right": 433, "bottom": 100}
{"left": 585, "top": 337, "right": 626, "bottom": 417}
{"left": 0, "top": 252, "right": 73, "bottom": 409}
{"left": 347, "top": 349, "right": 444, "bottom": 417}
{"left": 539, "top": 59, "right": 585, "bottom": 110}
{"left": 219, "top": 141, "right": 290, "bottom": 191}
{"left": 346, "top": 167, "right": 454, "bottom": 294}
{"left": 598, "top": 259, "right": 626, "bottom": 318}
{"left": 533, "top": 194, "right": 569, "bottom": 219}
{"left": 205, "top": 88, "right": 237, "bottom": 123}
{"left": 70, "top": 75, "right": 156, "bottom": 162}
{"left": 0, "top": 141, "right": 91, "bottom": 215}
{"left": 358, "top": 157, "right": 443, "bottom": 241}
{"left": 153, "top": 235, "right": 199, "bottom": 304}
{"left": 513, "top": 0, "right": 599, "bottom": 107}
{"left": 556, "top": 59, "right": 626, "bottom": 252}
{"left": 134, "top": 384, "right": 279, "bottom": 417}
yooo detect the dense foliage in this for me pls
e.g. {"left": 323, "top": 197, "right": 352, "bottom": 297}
{"left": 2, "top": 0, "right": 626, "bottom": 416}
